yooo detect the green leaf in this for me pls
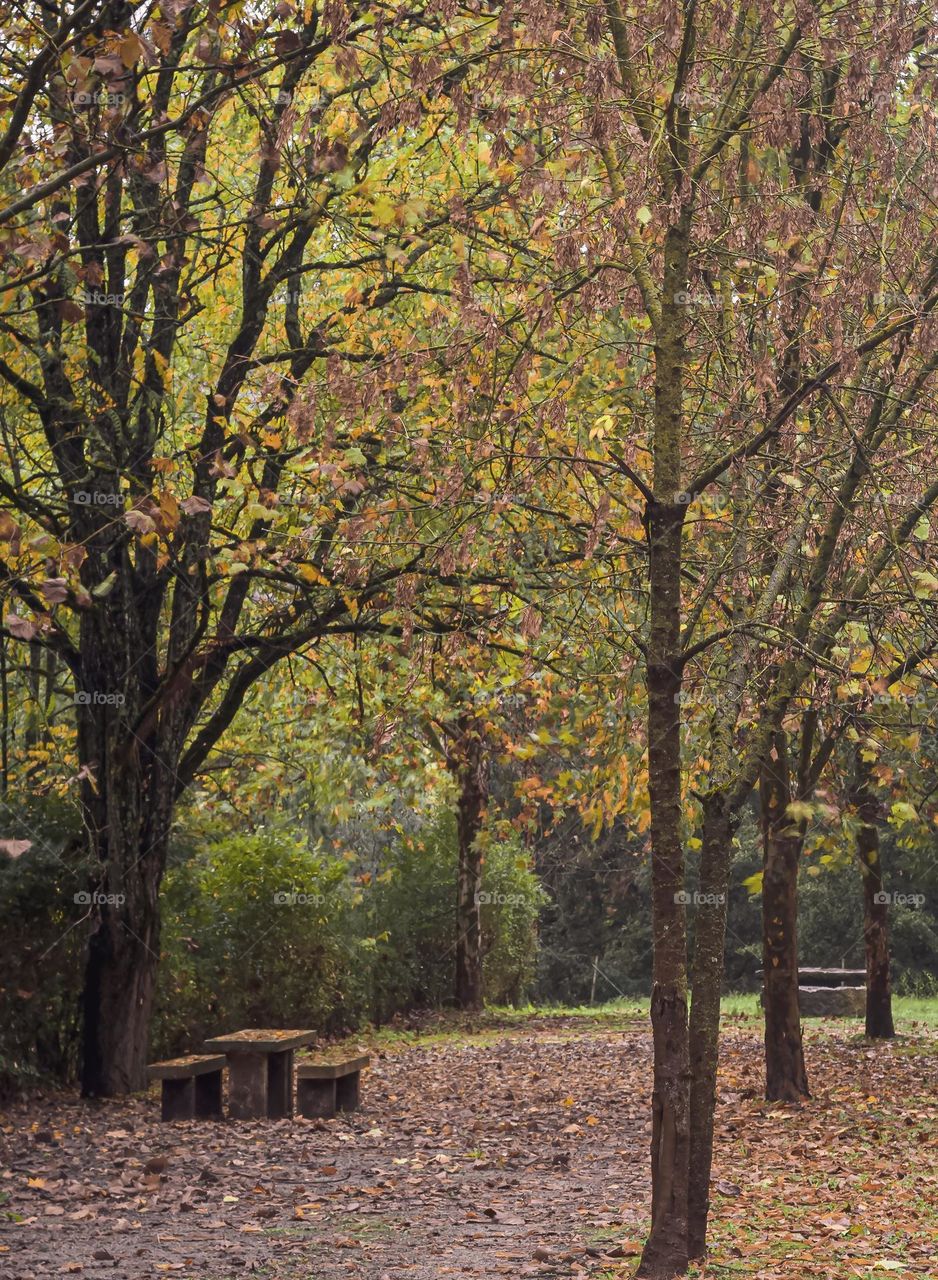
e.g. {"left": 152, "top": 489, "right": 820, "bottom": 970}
{"left": 92, "top": 571, "right": 118, "bottom": 598}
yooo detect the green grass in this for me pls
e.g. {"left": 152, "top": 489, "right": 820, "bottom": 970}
{"left": 323, "top": 995, "right": 938, "bottom": 1057}
{"left": 719, "top": 991, "right": 938, "bottom": 1030}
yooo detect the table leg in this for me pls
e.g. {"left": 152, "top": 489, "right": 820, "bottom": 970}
{"left": 194, "top": 1068, "right": 224, "bottom": 1119}
{"left": 161, "top": 1077, "right": 195, "bottom": 1121}
{"left": 227, "top": 1052, "right": 268, "bottom": 1119}
{"left": 335, "top": 1071, "right": 360, "bottom": 1112}
{"left": 267, "top": 1048, "right": 294, "bottom": 1118}
{"left": 297, "top": 1077, "right": 336, "bottom": 1119}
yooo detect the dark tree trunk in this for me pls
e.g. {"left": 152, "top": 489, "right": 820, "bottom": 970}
{"left": 687, "top": 791, "right": 736, "bottom": 1258}
{"left": 852, "top": 746, "right": 894, "bottom": 1038}
{"left": 637, "top": 210, "right": 693, "bottom": 1280}
{"left": 451, "top": 716, "right": 488, "bottom": 1011}
{"left": 760, "top": 730, "right": 810, "bottom": 1102}
{"left": 75, "top": 513, "right": 181, "bottom": 1096}
{"left": 81, "top": 884, "right": 162, "bottom": 1095}
{"left": 640, "top": 498, "right": 691, "bottom": 1279}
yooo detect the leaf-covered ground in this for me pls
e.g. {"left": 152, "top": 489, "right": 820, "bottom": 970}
{"left": 1, "top": 1011, "right": 935, "bottom": 1279}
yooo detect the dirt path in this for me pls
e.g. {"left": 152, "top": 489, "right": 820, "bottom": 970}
{"left": 1, "top": 1031, "right": 652, "bottom": 1279}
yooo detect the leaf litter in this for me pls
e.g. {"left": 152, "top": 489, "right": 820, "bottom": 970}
{"left": 0, "top": 1016, "right": 934, "bottom": 1279}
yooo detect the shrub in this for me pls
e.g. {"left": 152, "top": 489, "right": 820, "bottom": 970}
{"left": 0, "top": 798, "right": 87, "bottom": 1096}
{"left": 365, "top": 813, "right": 457, "bottom": 1022}
{"left": 479, "top": 833, "right": 547, "bottom": 1005}
{"left": 153, "top": 829, "right": 362, "bottom": 1056}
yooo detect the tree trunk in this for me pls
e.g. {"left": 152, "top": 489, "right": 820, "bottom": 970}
{"left": 852, "top": 746, "right": 894, "bottom": 1038}
{"left": 760, "top": 730, "right": 810, "bottom": 1101}
{"left": 452, "top": 716, "right": 488, "bottom": 1011}
{"left": 81, "top": 883, "right": 162, "bottom": 1095}
{"left": 75, "top": 526, "right": 177, "bottom": 1096}
{"left": 640, "top": 497, "right": 691, "bottom": 1279}
{"left": 637, "top": 208, "right": 693, "bottom": 1280}
{"left": 687, "top": 791, "right": 736, "bottom": 1258}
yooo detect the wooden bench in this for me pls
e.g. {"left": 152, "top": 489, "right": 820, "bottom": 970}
{"left": 148, "top": 1054, "right": 225, "bottom": 1121}
{"left": 203, "top": 1028, "right": 315, "bottom": 1120}
{"left": 296, "top": 1054, "right": 370, "bottom": 1119}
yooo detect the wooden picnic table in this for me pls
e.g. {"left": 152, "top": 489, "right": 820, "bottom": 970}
{"left": 203, "top": 1029, "right": 315, "bottom": 1119}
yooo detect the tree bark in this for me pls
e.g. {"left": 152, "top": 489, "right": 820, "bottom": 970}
{"left": 636, "top": 193, "right": 694, "bottom": 1277}
{"left": 75, "top": 511, "right": 178, "bottom": 1095}
{"left": 451, "top": 715, "right": 488, "bottom": 1011}
{"left": 851, "top": 745, "right": 895, "bottom": 1038}
{"left": 640, "top": 497, "right": 691, "bottom": 1278}
{"left": 687, "top": 791, "right": 736, "bottom": 1257}
{"left": 760, "top": 730, "right": 810, "bottom": 1101}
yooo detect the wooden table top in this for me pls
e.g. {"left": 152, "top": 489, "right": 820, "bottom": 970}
{"left": 204, "top": 1029, "right": 316, "bottom": 1053}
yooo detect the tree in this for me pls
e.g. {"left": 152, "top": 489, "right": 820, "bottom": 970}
{"left": 541, "top": 0, "right": 938, "bottom": 1268}
{"left": 0, "top": 0, "right": 534, "bottom": 1093}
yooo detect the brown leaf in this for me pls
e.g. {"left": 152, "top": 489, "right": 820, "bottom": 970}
{"left": 4, "top": 614, "right": 37, "bottom": 641}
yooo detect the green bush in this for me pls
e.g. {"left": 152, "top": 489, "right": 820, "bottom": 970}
{"left": 0, "top": 798, "right": 87, "bottom": 1097}
{"left": 479, "top": 833, "right": 547, "bottom": 1005}
{"left": 155, "top": 809, "right": 547, "bottom": 1049}
{"left": 154, "top": 829, "right": 363, "bottom": 1056}
{"left": 365, "top": 813, "right": 458, "bottom": 1022}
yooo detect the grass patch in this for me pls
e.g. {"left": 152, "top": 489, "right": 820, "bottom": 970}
{"left": 322, "top": 995, "right": 938, "bottom": 1059}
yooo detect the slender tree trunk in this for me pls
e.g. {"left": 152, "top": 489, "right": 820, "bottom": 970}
{"left": 687, "top": 792, "right": 736, "bottom": 1257}
{"left": 641, "top": 507, "right": 691, "bottom": 1278}
{"left": 452, "top": 716, "right": 488, "bottom": 1011}
{"left": 852, "top": 745, "right": 894, "bottom": 1038}
{"left": 638, "top": 213, "right": 693, "bottom": 1280}
{"left": 760, "top": 730, "right": 810, "bottom": 1101}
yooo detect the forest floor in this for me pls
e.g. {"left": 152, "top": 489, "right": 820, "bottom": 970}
{"left": 1, "top": 1005, "right": 936, "bottom": 1280}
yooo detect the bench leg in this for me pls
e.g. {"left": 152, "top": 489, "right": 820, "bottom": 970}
{"left": 297, "top": 1077, "right": 336, "bottom": 1119}
{"left": 335, "top": 1070, "right": 360, "bottom": 1112}
{"left": 194, "top": 1068, "right": 224, "bottom": 1119}
{"left": 227, "top": 1052, "right": 268, "bottom": 1119}
{"left": 161, "top": 1077, "right": 195, "bottom": 1121}
{"left": 267, "top": 1049, "right": 294, "bottom": 1119}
